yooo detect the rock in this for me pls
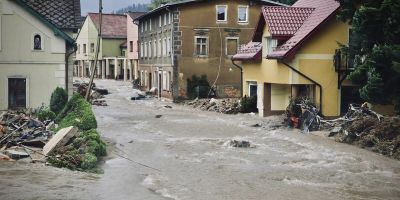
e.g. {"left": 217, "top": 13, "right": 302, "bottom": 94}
{"left": 5, "top": 149, "right": 29, "bottom": 160}
{"left": 155, "top": 115, "right": 163, "bottom": 118}
{"left": 42, "top": 126, "right": 79, "bottom": 156}
{"left": 164, "top": 105, "right": 172, "bottom": 109}
{"left": 250, "top": 123, "right": 261, "bottom": 128}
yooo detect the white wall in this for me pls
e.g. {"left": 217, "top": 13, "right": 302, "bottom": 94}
{"left": 0, "top": 0, "right": 67, "bottom": 109}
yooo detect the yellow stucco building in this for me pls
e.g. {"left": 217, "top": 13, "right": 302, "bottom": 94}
{"left": 233, "top": 0, "right": 354, "bottom": 117}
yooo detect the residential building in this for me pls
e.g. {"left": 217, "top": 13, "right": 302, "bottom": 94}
{"left": 127, "top": 12, "right": 146, "bottom": 82}
{"left": 233, "top": 0, "right": 354, "bottom": 117}
{"left": 0, "top": 0, "right": 81, "bottom": 110}
{"left": 135, "top": 0, "right": 285, "bottom": 99}
{"left": 74, "top": 13, "right": 129, "bottom": 80}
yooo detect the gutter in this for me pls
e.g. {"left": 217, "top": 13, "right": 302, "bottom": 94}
{"left": 231, "top": 59, "right": 243, "bottom": 97}
{"left": 279, "top": 60, "right": 323, "bottom": 115}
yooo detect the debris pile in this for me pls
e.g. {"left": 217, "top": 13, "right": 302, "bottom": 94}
{"left": 73, "top": 81, "right": 109, "bottom": 106}
{"left": 285, "top": 97, "right": 321, "bottom": 133}
{"left": 130, "top": 89, "right": 147, "bottom": 100}
{"left": 325, "top": 104, "right": 400, "bottom": 160}
{"left": 0, "top": 110, "right": 56, "bottom": 162}
{"left": 184, "top": 98, "right": 241, "bottom": 114}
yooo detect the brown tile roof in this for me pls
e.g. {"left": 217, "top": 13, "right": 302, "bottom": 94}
{"left": 262, "top": 6, "right": 314, "bottom": 37}
{"left": 234, "top": 0, "right": 340, "bottom": 60}
{"left": 268, "top": 0, "right": 340, "bottom": 58}
{"left": 88, "top": 13, "right": 127, "bottom": 39}
{"left": 20, "top": 0, "right": 81, "bottom": 30}
{"left": 232, "top": 42, "right": 262, "bottom": 60}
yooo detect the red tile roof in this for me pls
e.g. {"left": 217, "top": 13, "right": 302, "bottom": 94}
{"left": 88, "top": 13, "right": 127, "bottom": 39}
{"left": 233, "top": 0, "right": 340, "bottom": 60}
{"left": 263, "top": 6, "right": 314, "bottom": 38}
{"left": 232, "top": 42, "right": 263, "bottom": 60}
{"left": 268, "top": 0, "right": 340, "bottom": 58}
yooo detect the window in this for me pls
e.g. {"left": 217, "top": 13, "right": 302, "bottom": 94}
{"left": 266, "top": 37, "right": 277, "bottom": 54}
{"left": 167, "top": 37, "right": 171, "bottom": 56}
{"left": 163, "top": 38, "right": 167, "bottom": 57}
{"left": 144, "top": 42, "right": 148, "bottom": 58}
{"left": 248, "top": 82, "right": 257, "bottom": 97}
{"left": 168, "top": 71, "right": 172, "bottom": 91}
{"left": 164, "top": 13, "right": 167, "bottom": 26}
{"left": 130, "top": 41, "right": 133, "bottom": 52}
{"left": 144, "top": 71, "right": 148, "bottom": 86}
{"left": 238, "top": 6, "right": 248, "bottom": 23}
{"left": 145, "top": 20, "right": 147, "bottom": 31}
{"left": 149, "top": 19, "right": 152, "bottom": 31}
{"left": 83, "top": 44, "right": 87, "bottom": 54}
{"left": 90, "top": 43, "right": 95, "bottom": 53}
{"left": 216, "top": 5, "right": 227, "bottom": 22}
{"left": 33, "top": 34, "right": 42, "bottom": 50}
{"left": 149, "top": 41, "right": 152, "bottom": 57}
{"left": 78, "top": 44, "right": 80, "bottom": 54}
{"left": 162, "top": 71, "right": 167, "bottom": 90}
{"left": 226, "top": 37, "right": 239, "bottom": 56}
{"left": 168, "top": 12, "right": 172, "bottom": 24}
{"left": 195, "top": 36, "right": 208, "bottom": 56}
{"left": 141, "top": 70, "right": 144, "bottom": 85}
{"left": 140, "top": 42, "right": 143, "bottom": 58}
{"left": 158, "top": 39, "right": 162, "bottom": 57}
{"left": 159, "top": 15, "right": 162, "bottom": 27}
{"left": 141, "top": 22, "right": 143, "bottom": 32}
{"left": 153, "top": 39, "right": 157, "bottom": 57}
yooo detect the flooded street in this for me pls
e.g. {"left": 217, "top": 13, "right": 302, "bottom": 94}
{"left": 1, "top": 79, "right": 400, "bottom": 200}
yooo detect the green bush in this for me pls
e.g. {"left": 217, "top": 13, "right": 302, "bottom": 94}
{"left": 187, "top": 74, "right": 211, "bottom": 99}
{"left": 37, "top": 108, "right": 56, "bottom": 121}
{"left": 81, "top": 153, "right": 98, "bottom": 170}
{"left": 56, "top": 93, "right": 97, "bottom": 131}
{"left": 50, "top": 87, "right": 68, "bottom": 115}
{"left": 240, "top": 95, "right": 257, "bottom": 113}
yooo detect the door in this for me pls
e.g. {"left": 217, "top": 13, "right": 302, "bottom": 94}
{"left": 8, "top": 78, "right": 26, "bottom": 109}
{"left": 158, "top": 73, "right": 162, "bottom": 98}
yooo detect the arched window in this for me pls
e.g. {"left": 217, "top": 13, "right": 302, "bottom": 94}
{"left": 33, "top": 34, "right": 42, "bottom": 50}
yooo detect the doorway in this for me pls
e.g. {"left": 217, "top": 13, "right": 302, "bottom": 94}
{"left": 8, "top": 78, "right": 26, "bottom": 109}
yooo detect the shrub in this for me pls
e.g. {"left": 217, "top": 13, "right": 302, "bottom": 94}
{"left": 56, "top": 93, "right": 97, "bottom": 131}
{"left": 240, "top": 95, "right": 257, "bottom": 113}
{"left": 50, "top": 87, "right": 68, "bottom": 115}
{"left": 81, "top": 153, "right": 98, "bottom": 170}
{"left": 37, "top": 108, "right": 56, "bottom": 121}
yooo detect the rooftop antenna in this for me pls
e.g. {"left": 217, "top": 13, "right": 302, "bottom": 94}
{"left": 86, "top": 0, "right": 103, "bottom": 101}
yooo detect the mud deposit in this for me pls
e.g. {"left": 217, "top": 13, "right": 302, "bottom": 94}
{"left": 1, "top": 79, "right": 399, "bottom": 200}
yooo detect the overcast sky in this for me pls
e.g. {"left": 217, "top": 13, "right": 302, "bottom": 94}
{"left": 81, "top": 0, "right": 151, "bottom": 15}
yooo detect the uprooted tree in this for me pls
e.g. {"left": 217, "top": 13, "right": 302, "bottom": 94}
{"left": 336, "top": 0, "right": 400, "bottom": 114}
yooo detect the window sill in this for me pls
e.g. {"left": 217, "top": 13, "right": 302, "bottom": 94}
{"left": 216, "top": 21, "right": 227, "bottom": 24}
{"left": 32, "top": 49, "right": 44, "bottom": 52}
{"left": 238, "top": 22, "right": 249, "bottom": 25}
{"left": 194, "top": 55, "right": 209, "bottom": 58}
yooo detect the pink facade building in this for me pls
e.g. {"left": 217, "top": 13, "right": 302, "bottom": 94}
{"left": 127, "top": 12, "right": 145, "bottom": 81}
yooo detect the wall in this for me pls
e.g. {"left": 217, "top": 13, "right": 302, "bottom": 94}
{"left": 101, "top": 38, "right": 125, "bottom": 58}
{"left": 75, "top": 17, "right": 100, "bottom": 60}
{"left": 176, "top": 0, "right": 267, "bottom": 98}
{"left": 242, "top": 16, "right": 349, "bottom": 117}
{"left": 127, "top": 14, "right": 139, "bottom": 60}
{"left": 0, "top": 0, "right": 67, "bottom": 109}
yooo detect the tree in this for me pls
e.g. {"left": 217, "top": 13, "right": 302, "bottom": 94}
{"left": 336, "top": 0, "right": 400, "bottom": 113}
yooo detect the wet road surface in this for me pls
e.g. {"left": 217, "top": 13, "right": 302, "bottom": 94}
{"left": 1, "top": 79, "right": 399, "bottom": 200}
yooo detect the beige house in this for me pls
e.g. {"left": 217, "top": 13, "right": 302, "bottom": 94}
{"left": 0, "top": 0, "right": 81, "bottom": 110}
{"left": 75, "top": 13, "right": 132, "bottom": 81}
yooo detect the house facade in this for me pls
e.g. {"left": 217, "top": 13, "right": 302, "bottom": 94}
{"left": 127, "top": 12, "right": 145, "bottom": 82}
{"left": 135, "top": 0, "right": 285, "bottom": 99}
{"left": 74, "top": 13, "right": 131, "bottom": 81}
{"left": 233, "top": 0, "right": 353, "bottom": 117}
{"left": 0, "top": 0, "right": 80, "bottom": 110}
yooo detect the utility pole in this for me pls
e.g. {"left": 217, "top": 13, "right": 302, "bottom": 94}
{"left": 85, "top": 0, "right": 103, "bottom": 101}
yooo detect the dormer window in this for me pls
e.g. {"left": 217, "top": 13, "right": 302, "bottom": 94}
{"left": 33, "top": 34, "right": 42, "bottom": 50}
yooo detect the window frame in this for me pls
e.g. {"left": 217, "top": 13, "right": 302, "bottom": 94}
{"left": 83, "top": 43, "right": 87, "bottom": 54}
{"left": 194, "top": 36, "right": 209, "bottom": 57}
{"left": 90, "top": 43, "right": 95, "bottom": 53}
{"left": 32, "top": 33, "right": 44, "bottom": 51}
{"left": 216, "top": 5, "right": 228, "bottom": 23}
{"left": 225, "top": 37, "right": 239, "bottom": 56}
{"left": 159, "top": 15, "right": 162, "bottom": 27}
{"left": 237, "top": 5, "right": 249, "bottom": 23}
{"left": 158, "top": 39, "right": 162, "bottom": 57}
{"left": 129, "top": 41, "right": 133, "bottom": 52}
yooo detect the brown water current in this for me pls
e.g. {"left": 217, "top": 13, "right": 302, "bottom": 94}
{"left": 0, "top": 79, "right": 399, "bottom": 200}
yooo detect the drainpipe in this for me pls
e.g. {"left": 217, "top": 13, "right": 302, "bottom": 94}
{"left": 65, "top": 43, "right": 77, "bottom": 96}
{"left": 231, "top": 58, "right": 243, "bottom": 97}
{"left": 279, "top": 60, "right": 323, "bottom": 115}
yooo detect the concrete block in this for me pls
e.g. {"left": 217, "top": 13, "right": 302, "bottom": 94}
{"left": 43, "top": 126, "right": 78, "bottom": 156}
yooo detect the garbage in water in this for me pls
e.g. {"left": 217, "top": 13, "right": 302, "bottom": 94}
{"left": 183, "top": 98, "right": 241, "bottom": 114}
{"left": 155, "top": 115, "right": 163, "bottom": 118}
{"left": 226, "top": 140, "right": 253, "bottom": 148}
{"left": 73, "top": 80, "right": 109, "bottom": 106}
{"left": 285, "top": 97, "right": 320, "bottom": 133}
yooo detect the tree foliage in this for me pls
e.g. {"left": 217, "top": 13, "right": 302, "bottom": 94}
{"left": 115, "top": 3, "right": 149, "bottom": 14}
{"left": 336, "top": 0, "right": 400, "bottom": 113}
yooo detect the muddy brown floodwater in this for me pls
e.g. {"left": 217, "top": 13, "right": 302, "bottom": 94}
{"left": 1, "top": 79, "right": 400, "bottom": 200}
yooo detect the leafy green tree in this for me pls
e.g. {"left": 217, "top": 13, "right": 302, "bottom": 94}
{"left": 50, "top": 87, "right": 68, "bottom": 115}
{"left": 336, "top": 0, "right": 400, "bottom": 113}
